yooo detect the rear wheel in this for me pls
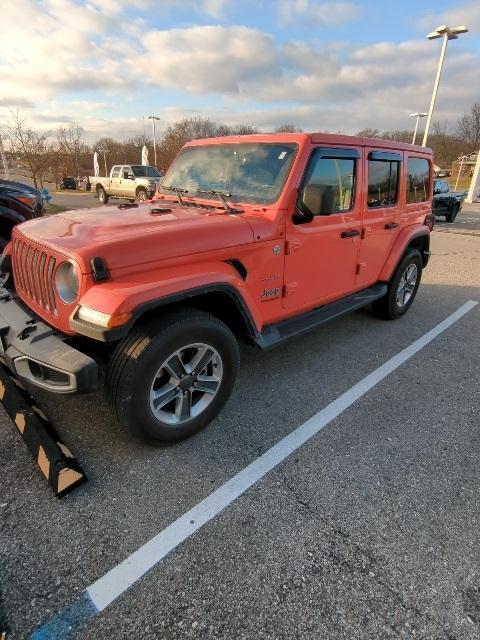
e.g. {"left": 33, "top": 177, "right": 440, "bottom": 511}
{"left": 372, "top": 249, "right": 423, "bottom": 320}
{"left": 106, "top": 309, "right": 240, "bottom": 443}
{"left": 97, "top": 186, "right": 109, "bottom": 204}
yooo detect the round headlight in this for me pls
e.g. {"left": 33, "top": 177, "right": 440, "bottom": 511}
{"left": 55, "top": 261, "right": 80, "bottom": 303}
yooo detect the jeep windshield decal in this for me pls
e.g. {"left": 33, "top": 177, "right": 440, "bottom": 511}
{"left": 159, "top": 142, "right": 298, "bottom": 205}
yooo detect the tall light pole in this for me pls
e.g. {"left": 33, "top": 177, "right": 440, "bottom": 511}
{"left": 147, "top": 115, "right": 160, "bottom": 167}
{"left": 409, "top": 112, "right": 428, "bottom": 144}
{"left": 422, "top": 24, "right": 468, "bottom": 147}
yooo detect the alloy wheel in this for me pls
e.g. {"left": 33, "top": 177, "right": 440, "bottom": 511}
{"left": 396, "top": 263, "right": 418, "bottom": 307}
{"left": 149, "top": 343, "right": 223, "bottom": 425}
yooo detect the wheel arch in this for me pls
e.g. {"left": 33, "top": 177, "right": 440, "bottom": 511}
{"left": 133, "top": 284, "right": 259, "bottom": 343}
{"left": 379, "top": 227, "right": 430, "bottom": 282}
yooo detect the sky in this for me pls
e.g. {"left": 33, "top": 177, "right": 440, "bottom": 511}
{"left": 1, "top": 0, "right": 479, "bottom": 142}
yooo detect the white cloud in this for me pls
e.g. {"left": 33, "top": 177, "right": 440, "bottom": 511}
{"left": 418, "top": 2, "right": 480, "bottom": 32}
{"left": 278, "top": 1, "right": 363, "bottom": 27}
{"left": 135, "top": 25, "right": 280, "bottom": 94}
{"left": 158, "top": 0, "right": 233, "bottom": 19}
{"left": 0, "top": 0, "right": 478, "bottom": 141}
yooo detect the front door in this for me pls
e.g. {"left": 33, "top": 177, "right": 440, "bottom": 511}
{"left": 283, "top": 147, "right": 363, "bottom": 309}
{"left": 119, "top": 166, "right": 136, "bottom": 199}
{"left": 356, "top": 150, "right": 402, "bottom": 288}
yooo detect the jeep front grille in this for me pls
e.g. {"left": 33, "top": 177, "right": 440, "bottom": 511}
{"left": 12, "top": 237, "right": 57, "bottom": 315}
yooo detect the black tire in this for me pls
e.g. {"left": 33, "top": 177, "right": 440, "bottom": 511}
{"left": 445, "top": 203, "right": 460, "bottom": 223}
{"left": 106, "top": 309, "right": 240, "bottom": 443}
{"left": 372, "top": 249, "right": 423, "bottom": 320}
{"left": 0, "top": 237, "right": 8, "bottom": 253}
{"left": 97, "top": 186, "right": 109, "bottom": 204}
{"left": 135, "top": 188, "right": 148, "bottom": 203}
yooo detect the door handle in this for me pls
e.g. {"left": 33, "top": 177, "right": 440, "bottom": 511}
{"left": 385, "top": 222, "right": 399, "bottom": 230}
{"left": 341, "top": 230, "right": 360, "bottom": 238}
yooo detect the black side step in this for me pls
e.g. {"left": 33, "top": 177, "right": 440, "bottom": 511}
{"left": 255, "top": 283, "right": 387, "bottom": 350}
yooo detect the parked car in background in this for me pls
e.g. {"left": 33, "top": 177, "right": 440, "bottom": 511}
{"left": 90, "top": 165, "right": 162, "bottom": 204}
{"left": 59, "top": 176, "right": 77, "bottom": 190}
{"left": 434, "top": 169, "right": 451, "bottom": 178}
{"left": 0, "top": 180, "right": 45, "bottom": 250}
{"left": 432, "top": 179, "right": 466, "bottom": 223}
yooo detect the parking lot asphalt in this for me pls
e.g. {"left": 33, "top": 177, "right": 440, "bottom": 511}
{"left": 1, "top": 214, "right": 480, "bottom": 640}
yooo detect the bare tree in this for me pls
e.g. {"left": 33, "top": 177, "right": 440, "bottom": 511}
{"left": 56, "top": 123, "right": 88, "bottom": 178}
{"left": 356, "top": 128, "right": 381, "bottom": 138}
{"left": 123, "top": 135, "right": 153, "bottom": 165}
{"left": 6, "top": 110, "right": 51, "bottom": 187}
{"left": 92, "top": 137, "right": 126, "bottom": 172}
{"left": 274, "top": 124, "right": 303, "bottom": 133}
{"left": 229, "top": 124, "right": 259, "bottom": 135}
{"left": 456, "top": 103, "right": 480, "bottom": 151}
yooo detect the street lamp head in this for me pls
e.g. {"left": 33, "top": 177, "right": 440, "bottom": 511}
{"left": 427, "top": 24, "right": 469, "bottom": 40}
{"left": 409, "top": 112, "right": 428, "bottom": 118}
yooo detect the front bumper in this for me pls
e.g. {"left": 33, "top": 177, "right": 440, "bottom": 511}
{"left": 0, "top": 287, "right": 97, "bottom": 394}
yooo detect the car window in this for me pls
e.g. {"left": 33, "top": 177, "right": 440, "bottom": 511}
{"left": 300, "top": 153, "right": 356, "bottom": 213}
{"left": 406, "top": 158, "right": 430, "bottom": 203}
{"left": 131, "top": 166, "right": 161, "bottom": 178}
{"left": 111, "top": 166, "right": 121, "bottom": 178}
{"left": 160, "top": 143, "right": 298, "bottom": 205}
{"left": 367, "top": 160, "right": 399, "bottom": 208}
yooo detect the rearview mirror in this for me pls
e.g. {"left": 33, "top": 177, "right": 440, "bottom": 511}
{"left": 299, "top": 184, "right": 334, "bottom": 217}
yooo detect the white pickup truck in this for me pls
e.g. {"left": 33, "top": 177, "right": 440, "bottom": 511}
{"left": 91, "top": 165, "right": 163, "bottom": 204}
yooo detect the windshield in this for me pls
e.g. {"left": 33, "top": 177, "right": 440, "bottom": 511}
{"left": 131, "top": 165, "right": 161, "bottom": 178}
{"left": 160, "top": 143, "right": 298, "bottom": 205}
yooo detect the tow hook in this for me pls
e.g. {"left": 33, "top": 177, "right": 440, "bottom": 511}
{"left": 17, "top": 320, "right": 38, "bottom": 340}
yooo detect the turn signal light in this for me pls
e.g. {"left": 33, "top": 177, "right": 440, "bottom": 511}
{"left": 76, "top": 306, "right": 132, "bottom": 329}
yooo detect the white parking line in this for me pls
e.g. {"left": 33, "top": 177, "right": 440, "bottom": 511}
{"left": 83, "top": 300, "right": 478, "bottom": 612}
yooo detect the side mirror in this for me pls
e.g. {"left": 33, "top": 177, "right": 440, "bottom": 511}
{"left": 123, "top": 171, "right": 133, "bottom": 180}
{"left": 299, "top": 184, "right": 334, "bottom": 217}
{"left": 433, "top": 188, "right": 440, "bottom": 195}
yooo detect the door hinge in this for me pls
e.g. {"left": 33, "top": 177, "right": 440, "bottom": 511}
{"left": 285, "top": 239, "right": 301, "bottom": 255}
{"left": 356, "top": 262, "right": 366, "bottom": 274}
{"left": 283, "top": 282, "right": 298, "bottom": 297}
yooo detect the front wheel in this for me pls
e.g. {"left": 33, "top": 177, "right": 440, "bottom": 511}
{"left": 135, "top": 189, "right": 148, "bottom": 203}
{"left": 372, "top": 249, "right": 423, "bottom": 320}
{"left": 106, "top": 309, "right": 240, "bottom": 443}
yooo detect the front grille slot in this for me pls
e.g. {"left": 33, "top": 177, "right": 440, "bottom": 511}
{"left": 12, "top": 237, "right": 57, "bottom": 315}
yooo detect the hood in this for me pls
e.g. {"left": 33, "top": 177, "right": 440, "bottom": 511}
{"left": 18, "top": 202, "right": 255, "bottom": 272}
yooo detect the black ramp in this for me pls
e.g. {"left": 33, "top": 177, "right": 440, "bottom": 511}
{"left": 0, "top": 365, "right": 86, "bottom": 497}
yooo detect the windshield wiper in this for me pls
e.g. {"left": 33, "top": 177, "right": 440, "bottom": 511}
{"left": 197, "top": 189, "right": 242, "bottom": 213}
{"left": 161, "top": 185, "right": 188, "bottom": 205}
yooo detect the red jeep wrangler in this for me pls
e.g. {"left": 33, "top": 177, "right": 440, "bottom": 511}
{"left": 0, "top": 133, "right": 433, "bottom": 442}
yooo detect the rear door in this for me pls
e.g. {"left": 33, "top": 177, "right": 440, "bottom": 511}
{"left": 356, "top": 149, "right": 401, "bottom": 287}
{"left": 404, "top": 155, "right": 432, "bottom": 225}
{"left": 110, "top": 166, "right": 122, "bottom": 195}
{"left": 283, "top": 146, "right": 362, "bottom": 309}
